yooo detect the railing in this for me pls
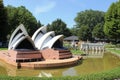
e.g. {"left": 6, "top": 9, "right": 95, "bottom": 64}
{"left": 80, "top": 43, "right": 105, "bottom": 58}
{"left": 80, "top": 43, "right": 105, "bottom": 51}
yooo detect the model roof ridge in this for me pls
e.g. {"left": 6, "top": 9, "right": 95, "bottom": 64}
{"left": 8, "top": 24, "right": 64, "bottom": 50}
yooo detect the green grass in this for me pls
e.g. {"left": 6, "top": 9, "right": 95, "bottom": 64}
{"left": 107, "top": 48, "right": 120, "bottom": 54}
{"left": 0, "top": 48, "right": 7, "bottom": 50}
{"left": 105, "top": 44, "right": 116, "bottom": 48}
{"left": 63, "top": 42, "right": 84, "bottom": 55}
{"left": 105, "top": 43, "right": 120, "bottom": 55}
{"left": 0, "top": 66, "right": 120, "bottom": 80}
{"left": 71, "top": 49, "right": 84, "bottom": 55}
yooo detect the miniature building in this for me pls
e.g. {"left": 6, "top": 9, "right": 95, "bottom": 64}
{"left": 7, "top": 24, "right": 42, "bottom": 64}
{"left": 32, "top": 25, "right": 72, "bottom": 59}
{"left": 8, "top": 24, "right": 36, "bottom": 50}
{"left": 7, "top": 24, "right": 72, "bottom": 63}
{"left": 0, "top": 24, "right": 81, "bottom": 68}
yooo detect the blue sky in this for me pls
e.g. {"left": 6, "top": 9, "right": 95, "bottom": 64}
{"left": 3, "top": 0, "right": 117, "bottom": 28}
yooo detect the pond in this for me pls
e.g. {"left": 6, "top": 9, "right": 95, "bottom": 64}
{"left": 0, "top": 52, "right": 120, "bottom": 77}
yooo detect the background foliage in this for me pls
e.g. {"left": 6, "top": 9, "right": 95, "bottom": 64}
{"left": 74, "top": 10, "right": 105, "bottom": 41}
{"left": 0, "top": 0, "right": 8, "bottom": 41}
{"left": 0, "top": 0, "right": 120, "bottom": 44}
{"left": 6, "top": 5, "right": 42, "bottom": 36}
{"left": 47, "top": 19, "right": 72, "bottom": 37}
{"left": 104, "top": 1, "right": 120, "bottom": 42}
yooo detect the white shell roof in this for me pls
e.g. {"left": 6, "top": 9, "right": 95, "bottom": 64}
{"left": 8, "top": 33, "right": 24, "bottom": 50}
{"left": 8, "top": 24, "right": 36, "bottom": 50}
{"left": 42, "top": 35, "right": 63, "bottom": 49}
{"left": 8, "top": 24, "right": 28, "bottom": 48}
{"left": 36, "top": 31, "right": 55, "bottom": 50}
{"left": 32, "top": 26, "right": 47, "bottom": 41}
{"left": 11, "top": 35, "right": 36, "bottom": 50}
{"left": 32, "top": 26, "right": 47, "bottom": 48}
{"left": 8, "top": 24, "right": 64, "bottom": 50}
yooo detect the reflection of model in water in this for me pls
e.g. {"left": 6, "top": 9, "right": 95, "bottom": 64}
{"left": 62, "top": 67, "right": 77, "bottom": 76}
{"left": 0, "top": 60, "right": 17, "bottom": 76}
{"left": 38, "top": 71, "right": 52, "bottom": 77}
{"left": 84, "top": 50, "right": 104, "bottom": 58}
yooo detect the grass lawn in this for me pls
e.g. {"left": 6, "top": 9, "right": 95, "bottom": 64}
{"left": 0, "top": 48, "right": 7, "bottom": 50}
{"left": 105, "top": 43, "right": 120, "bottom": 54}
{"left": 107, "top": 48, "right": 120, "bottom": 54}
{"left": 70, "top": 49, "right": 84, "bottom": 55}
{"left": 0, "top": 66, "right": 120, "bottom": 80}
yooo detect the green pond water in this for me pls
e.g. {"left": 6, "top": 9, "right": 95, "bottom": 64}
{"left": 0, "top": 52, "right": 120, "bottom": 77}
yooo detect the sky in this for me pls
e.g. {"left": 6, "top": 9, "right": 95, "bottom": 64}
{"left": 3, "top": 0, "right": 117, "bottom": 28}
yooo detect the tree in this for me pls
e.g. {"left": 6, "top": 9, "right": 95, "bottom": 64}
{"left": 0, "top": 0, "right": 8, "bottom": 42}
{"left": 6, "top": 5, "right": 39, "bottom": 36}
{"left": 37, "top": 20, "right": 43, "bottom": 28}
{"left": 92, "top": 23, "right": 105, "bottom": 39}
{"left": 70, "top": 27, "right": 78, "bottom": 36}
{"left": 47, "top": 19, "right": 71, "bottom": 37}
{"left": 74, "top": 10, "right": 105, "bottom": 41}
{"left": 78, "top": 25, "right": 90, "bottom": 41}
{"left": 104, "top": 1, "right": 120, "bottom": 42}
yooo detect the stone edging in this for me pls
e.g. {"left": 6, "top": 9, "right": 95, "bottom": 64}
{"left": 106, "top": 48, "right": 120, "bottom": 58}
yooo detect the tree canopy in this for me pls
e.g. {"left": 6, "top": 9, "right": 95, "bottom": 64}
{"left": 1, "top": 0, "right": 119, "bottom": 44}
{"left": 92, "top": 22, "right": 105, "bottom": 39}
{"left": 74, "top": 10, "right": 105, "bottom": 41}
{"left": 47, "top": 19, "right": 72, "bottom": 37}
{"left": 6, "top": 5, "right": 40, "bottom": 36}
{"left": 104, "top": 1, "right": 120, "bottom": 41}
{"left": 0, "top": 0, "right": 8, "bottom": 41}
{"left": 77, "top": 25, "right": 90, "bottom": 41}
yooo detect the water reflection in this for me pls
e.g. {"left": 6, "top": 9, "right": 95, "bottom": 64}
{"left": 84, "top": 50, "right": 104, "bottom": 58}
{"left": 0, "top": 52, "right": 120, "bottom": 77}
{"left": 38, "top": 71, "right": 52, "bottom": 77}
{"left": 0, "top": 66, "right": 7, "bottom": 75}
{"left": 62, "top": 67, "right": 77, "bottom": 76}
{"left": 0, "top": 60, "right": 17, "bottom": 76}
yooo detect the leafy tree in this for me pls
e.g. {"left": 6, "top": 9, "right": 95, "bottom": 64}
{"left": 6, "top": 5, "right": 39, "bottom": 36}
{"left": 78, "top": 25, "right": 90, "bottom": 41}
{"left": 104, "top": 1, "right": 120, "bottom": 42}
{"left": 47, "top": 19, "right": 71, "bottom": 37}
{"left": 37, "top": 20, "right": 43, "bottom": 27}
{"left": 70, "top": 26, "right": 78, "bottom": 36}
{"left": 92, "top": 23, "right": 105, "bottom": 39}
{"left": 46, "top": 23, "right": 51, "bottom": 31}
{"left": 0, "top": 0, "right": 8, "bottom": 42}
{"left": 74, "top": 10, "right": 105, "bottom": 41}
{"left": 6, "top": 5, "right": 18, "bottom": 34}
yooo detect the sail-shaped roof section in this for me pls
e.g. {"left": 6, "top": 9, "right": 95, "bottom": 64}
{"left": 36, "top": 31, "right": 55, "bottom": 50}
{"left": 8, "top": 24, "right": 36, "bottom": 50}
{"left": 11, "top": 35, "right": 36, "bottom": 50}
{"left": 8, "top": 24, "right": 28, "bottom": 48}
{"left": 32, "top": 26, "right": 47, "bottom": 48}
{"left": 42, "top": 35, "right": 63, "bottom": 49}
{"left": 8, "top": 33, "right": 25, "bottom": 50}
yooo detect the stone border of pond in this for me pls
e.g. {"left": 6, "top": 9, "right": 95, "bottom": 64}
{"left": 106, "top": 48, "right": 120, "bottom": 57}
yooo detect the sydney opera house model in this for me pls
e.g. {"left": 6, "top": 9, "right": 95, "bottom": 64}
{"left": 0, "top": 24, "right": 81, "bottom": 68}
